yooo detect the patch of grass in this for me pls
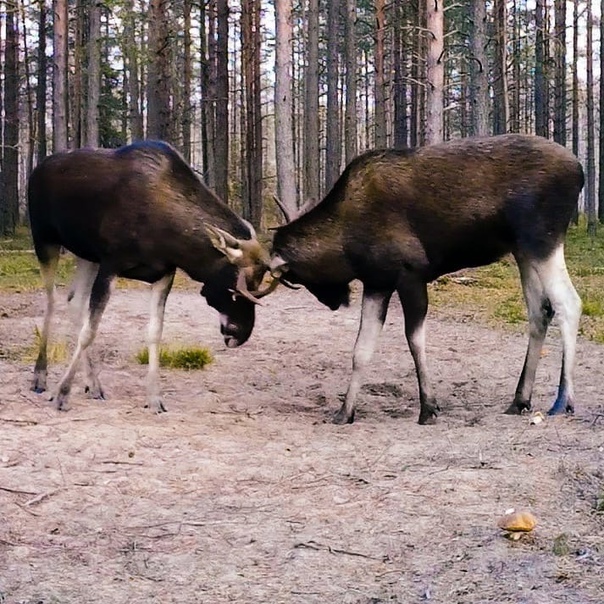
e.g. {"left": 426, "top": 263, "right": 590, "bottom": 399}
{"left": 429, "top": 224, "right": 604, "bottom": 344}
{"left": 21, "top": 327, "right": 70, "bottom": 364}
{"left": 136, "top": 345, "right": 213, "bottom": 370}
{"left": 596, "top": 490, "right": 604, "bottom": 513}
{"left": 0, "top": 227, "right": 76, "bottom": 291}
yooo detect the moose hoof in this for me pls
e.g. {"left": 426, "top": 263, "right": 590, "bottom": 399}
{"left": 418, "top": 406, "right": 439, "bottom": 425}
{"left": 332, "top": 407, "right": 354, "bottom": 425}
{"left": 547, "top": 398, "right": 574, "bottom": 416}
{"left": 31, "top": 376, "right": 47, "bottom": 394}
{"left": 84, "top": 384, "right": 106, "bottom": 400}
{"left": 145, "top": 397, "right": 167, "bottom": 414}
{"left": 504, "top": 400, "right": 530, "bottom": 415}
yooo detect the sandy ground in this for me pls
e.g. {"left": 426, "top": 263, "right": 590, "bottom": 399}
{"left": 1, "top": 282, "right": 603, "bottom": 604}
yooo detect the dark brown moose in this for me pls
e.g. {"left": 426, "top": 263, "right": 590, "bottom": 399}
{"left": 270, "top": 134, "right": 584, "bottom": 425}
{"left": 28, "top": 140, "right": 275, "bottom": 412}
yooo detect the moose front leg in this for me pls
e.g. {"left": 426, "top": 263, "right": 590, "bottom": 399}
{"left": 333, "top": 288, "right": 392, "bottom": 424}
{"left": 397, "top": 278, "right": 439, "bottom": 425}
{"left": 145, "top": 271, "right": 175, "bottom": 413}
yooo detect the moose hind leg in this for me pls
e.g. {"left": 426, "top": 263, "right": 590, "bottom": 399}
{"left": 506, "top": 258, "right": 553, "bottom": 415}
{"left": 536, "top": 246, "right": 581, "bottom": 415}
{"left": 32, "top": 245, "right": 61, "bottom": 393}
{"left": 334, "top": 288, "right": 392, "bottom": 424}
{"left": 68, "top": 258, "right": 105, "bottom": 399}
{"left": 397, "top": 279, "right": 438, "bottom": 425}
{"left": 54, "top": 268, "right": 114, "bottom": 410}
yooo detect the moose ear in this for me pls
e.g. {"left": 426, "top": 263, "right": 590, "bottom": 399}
{"left": 205, "top": 224, "right": 244, "bottom": 264}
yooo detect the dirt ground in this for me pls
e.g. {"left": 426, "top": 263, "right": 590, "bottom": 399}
{"left": 1, "top": 281, "right": 603, "bottom": 604}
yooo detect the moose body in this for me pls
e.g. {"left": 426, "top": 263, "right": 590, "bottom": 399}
{"left": 271, "top": 134, "right": 584, "bottom": 424}
{"left": 29, "top": 140, "right": 272, "bottom": 411}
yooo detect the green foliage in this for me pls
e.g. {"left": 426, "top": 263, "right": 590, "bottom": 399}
{"left": 136, "top": 345, "right": 214, "bottom": 370}
{"left": 0, "top": 227, "right": 75, "bottom": 291}
{"left": 429, "top": 224, "right": 604, "bottom": 344}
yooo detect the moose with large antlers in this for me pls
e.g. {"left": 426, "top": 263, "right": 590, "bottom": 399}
{"left": 270, "top": 134, "right": 584, "bottom": 425}
{"left": 28, "top": 140, "right": 275, "bottom": 412}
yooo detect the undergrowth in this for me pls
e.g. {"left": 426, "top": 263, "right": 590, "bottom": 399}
{"left": 2, "top": 223, "right": 604, "bottom": 343}
{"left": 136, "top": 346, "right": 214, "bottom": 370}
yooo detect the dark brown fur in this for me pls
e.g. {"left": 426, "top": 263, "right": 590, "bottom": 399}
{"left": 272, "top": 134, "right": 584, "bottom": 424}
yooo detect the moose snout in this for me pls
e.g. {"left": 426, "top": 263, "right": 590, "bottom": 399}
{"left": 219, "top": 315, "right": 252, "bottom": 348}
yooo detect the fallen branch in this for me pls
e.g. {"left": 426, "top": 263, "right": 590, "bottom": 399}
{"left": 294, "top": 540, "right": 384, "bottom": 561}
{"left": 25, "top": 489, "right": 59, "bottom": 507}
{"left": 0, "top": 417, "right": 38, "bottom": 426}
{"left": 0, "top": 485, "right": 37, "bottom": 496}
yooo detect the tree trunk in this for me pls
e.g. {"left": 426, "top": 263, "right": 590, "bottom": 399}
{"left": 123, "top": 0, "right": 143, "bottom": 141}
{"left": 241, "top": 0, "right": 263, "bottom": 227}
{"left": 534, "top": 0, "right": 548, "bottom": 137}
{"left": 36, "top": 0, "right": 49, "bottom": 160}
{"left": 304, "top": 0, "right": 320, "bottom": 204}
{"left": 344, "top": 0, "right": 358, "bottom": 161}
{"left": 2, "top": 0, "right": 20, "bottom": 234}
{"left": 200, "top": 0, "right": 213, "bottom": 184}
{"left": 182, "top": 0, "right": 192, "bottom": 162}
{"left": 470, "top": 0, "right": 489, "bottom": 136}
{"left": 571, "top": 0, "right": 579, "bottom": 224}
{"left": 492, "top": 0, "right": 508, "bottom": 135}
{"left": 393, "top": 0, "right": 407, "bottom": 149}
{"left": 275, "top": 0, "right": 297, "bottom": 216}
{"left": 53, "top": 0, "right": 69, "bottom": 151}
{"left": 425, "top": 0, "right": 444, "bottom": 145}
{"left": 85, "top": 0, "right": 101, "bottom": 147}
{"left": 325, "top": 0, "right": 341, "bottom": 191}
{"left": 147, "top": 0, "right": 172, "bottom": 142}
{"left": 374, "top": 0, "right": 387, "bottom": 147}
{"left": 552, "top": 0, "right": 566, "bottom": 145}
{"left": 586, "top": 0, "right": 596, "bottom": 235}
{"left": 215, "top": 0, "right": 229, "bottom": 202}
{"left": 600, "top": 0, "right": 604, "bottom": 224}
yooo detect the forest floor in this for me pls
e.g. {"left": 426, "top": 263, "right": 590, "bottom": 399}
{"left": 1, "top": 281, "right": 604, "bottom": 604}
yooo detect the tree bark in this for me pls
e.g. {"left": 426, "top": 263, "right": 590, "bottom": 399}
{"left": 492, "top": 0, "right": 508, "bottom": 135}
{"left": 586, "top": 0, "right": 596, "bottom": 235}
{"left": 53, "top": 0, "right": 69, "bottom": 151}
{"left": 344, "top": 0, "right": 358, "bottom": 161}
{"left": 600, "top": 0, "right": 604, "bottom": 223}
{"left": 215, "top": 0, "right": 229, "bottom": 202}
{"left": 393, "top": 0, "right": 407, "bottom": 149}
{"left": 552, "top": 0, "right": 566, "bottom": 145}
{"left": 304, "top": 0, "right": 320, "bottom": 204}
{"left": 2, "top": 0, "right": 20, "bottom": 234}
{"left": 470, "top": 0, "right": 489, "bottom": 136}
{"left": 147, "top": 0, "right": 173, "bottom": 142}
{"left": 36, "top": 0, "right": 49, "bottom": 160}
{"left": 275, "top": 0, "right": 297, "bottom": 215}
{"left": 325, "top": 0, "right": 341, "bottom": 191}
{"left": 85, "top": 0, "right": 101, "bottom": 147}
{"left": 374, "top": 0, "right": 387, "bottom": 147}
{"left": 425, "top": 0, "right": 444, "bottom": 145}
{"left": 534, "top": 0, "right": 548, "bottom": 137}
{"left": 182, "top": 0, "right": 193, "bottom": 162}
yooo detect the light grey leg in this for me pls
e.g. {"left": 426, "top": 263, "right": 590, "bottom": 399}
{"left": 538, "top": 246, "right": 581, "bottom": 415}
{"left": 32, "top": 246, "right": 61, "bottom": 393}
{"left": 333, "top": 288, "right": 392, "bottom": 424}
{"left": 145, "top": 272, "right": 175, "bottom": 413}
{"left": 506, "top": 256, "right": 553, "bottom": 414}
{"left": 54, "top": 268, "right": 114, "bottom": 410}
{"left": 68, "top": 258, "right": 104, "bottom": 398}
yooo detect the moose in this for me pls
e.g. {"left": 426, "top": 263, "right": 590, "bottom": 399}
{"left": 28, "top": 140, "right": 275, "bottom": 412}
{"left": 270, "top": 134, "right": 584, "bottom": 425}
